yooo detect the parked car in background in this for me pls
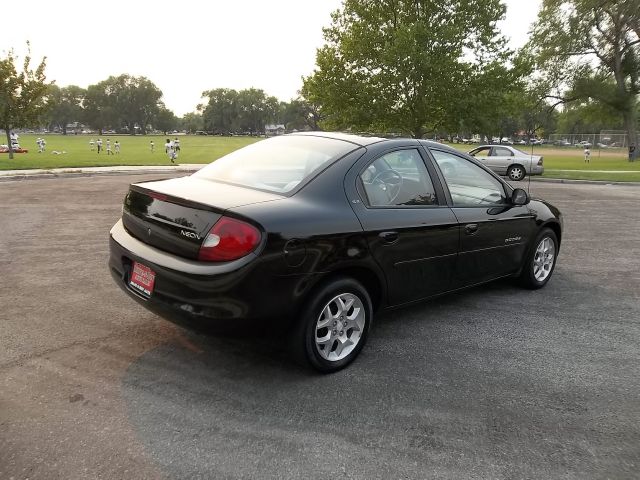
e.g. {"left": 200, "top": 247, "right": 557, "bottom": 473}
{"left": 109, "top": 133, "right": 562, "bottom": 372}
{"left": 575, "top": 141, "right": 592, "bottom": 148}
{"left": 468, "top": 145, "right": 544, "bottom": 181}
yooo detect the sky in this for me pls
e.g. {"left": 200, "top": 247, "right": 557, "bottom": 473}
{"left": 1, "top": 0, "right": 542, "bottom": 116}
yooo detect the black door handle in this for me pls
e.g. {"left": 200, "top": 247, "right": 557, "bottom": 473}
{"left": 379, "top": 231, "right": 399, "bottom": 244}
{"left": 465, "top": 223, "right": 479, "bottom": 235}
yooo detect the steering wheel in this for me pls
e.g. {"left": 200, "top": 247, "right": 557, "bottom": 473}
{"left": 371, "top": 169, "right": 403, "bottom": 204}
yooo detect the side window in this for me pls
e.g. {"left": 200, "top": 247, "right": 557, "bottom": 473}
{"left": 493, "top": 147, "right": 513, "bottom": 157}
{"left": 359, "top": 149, "right": 438, "bottom": 207}
{"left": 431, "top": 150, "right": 508, "bottom": 207}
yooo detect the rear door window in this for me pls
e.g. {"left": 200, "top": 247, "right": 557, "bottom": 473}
{"left": 493, "top": 147, "right": 514, "bottom": 157}
{"left": 359, "top": 149, "right": 438, "bottom": 207}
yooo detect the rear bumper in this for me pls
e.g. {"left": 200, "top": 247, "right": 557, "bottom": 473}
{"left": 530, "top": 164, "right": 544, "bottom": 175}
{"left": 109, "top": 220, "right": 298, "bottom": 333}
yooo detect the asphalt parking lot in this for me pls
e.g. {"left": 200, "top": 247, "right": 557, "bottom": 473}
{"left": 1, "top": 174, "right": 639, "bottom": 479}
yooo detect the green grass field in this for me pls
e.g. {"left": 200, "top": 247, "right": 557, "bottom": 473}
{"left": 2, "top": 134, "right": 639, "bottom": 181}
{"left": 0, "top": 134, "right": 260, "bottom": 170}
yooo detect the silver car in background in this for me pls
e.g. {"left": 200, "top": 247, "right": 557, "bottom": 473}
{"left": 468, "top": 145, "right": 544, "bottom": 181}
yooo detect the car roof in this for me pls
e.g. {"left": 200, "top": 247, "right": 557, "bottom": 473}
{"left": 288, "top": 132, "right": 474, "bottom": 155}
{"left": 474, "top": 145, "right": 513, "bottom": 149}
{"left": 417, "top": 140, "right": 470, "bottom": 156}
{"left": 289, "top": 131, "right": 386, "bottom": 147}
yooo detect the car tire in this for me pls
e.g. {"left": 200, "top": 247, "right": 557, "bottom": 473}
{"left": 518, "top": 228, "right": 558, "bottom": 289}
{"left": 507, "top": 164, "right": 526, "bottom": 181}
{"left": 291, "top": 277, "right": 372, "bottom": 373}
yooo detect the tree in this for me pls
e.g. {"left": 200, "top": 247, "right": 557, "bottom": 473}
{"left": 200, "top": 88, "right": 239, "bottom": 134}
{"left": 200, "top": 88, "right": 279, "bottom": 134}
{"left": 84, "top": 74, "right": 163, "bottom": 134}
{"left": 180, "top": 112, "right": 203, "bottom": 133}
{"left": 0, "top": 46, "right": 50, "bottom": 159}
{"left": 235, "top": 88, "right": 279, "bottom": 133}
{"left": 154, "top": 105, "right": 178, "bottom": 134}
{"left": 111, "top": 75, "right": 163, "bottom": 134}
{"left": 530, "top": 0, "right": 640, "bottom": 159}
{"left": 455, "top": 59, "right": 530, "bottom": 142}
{"left": 302, "top": 0, "right": 511, "bottom": 138}
{"left": 506, "top": 80, "right": 560, "bottom": 141}
{"left": 83, "top": 82, "right": 117, "bottom": 135}
{"left": 556, "top": 100, "right": 622, "bottom": 134}
{"left": 280, "top": 97, "right": 323, "bottom": 131}
{"left": 46, "top": 84, "right": 86, "bottom": 134}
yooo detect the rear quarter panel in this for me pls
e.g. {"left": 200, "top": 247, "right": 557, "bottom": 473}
{"left": 231, "top": 147, "right": 389, "bottom": 311}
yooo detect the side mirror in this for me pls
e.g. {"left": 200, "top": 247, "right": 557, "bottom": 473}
{"left": 511, "top": 188, "right": 530, "bottom": 206}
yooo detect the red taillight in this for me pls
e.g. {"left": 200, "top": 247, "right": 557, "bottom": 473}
{"left": 198, "top": 216, "right": 261, "bottom": 262}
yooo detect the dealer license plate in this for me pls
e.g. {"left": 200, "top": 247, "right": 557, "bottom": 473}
{"left": 129, "top": 261, "right": 156, "bottom": 297}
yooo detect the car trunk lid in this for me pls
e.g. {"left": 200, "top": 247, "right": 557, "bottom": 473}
{"left": 122, "top": 177, "right": 280, "bottom": 259}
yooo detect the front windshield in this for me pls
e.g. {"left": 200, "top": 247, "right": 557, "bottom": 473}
{"left": 193, "top": 135, "right": 358, "bottom": 193}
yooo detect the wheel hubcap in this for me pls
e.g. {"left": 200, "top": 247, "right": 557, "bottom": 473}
{"left": 510, "top": 167, "right": 523, "bottom": 180}
{"left": 314, "top": 293, "right": 365, "bottom": 362}
{"left": 533, "top": 237, "right": 555, "bottom": 282}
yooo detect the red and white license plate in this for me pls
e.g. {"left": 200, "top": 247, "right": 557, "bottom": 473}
{"left": 129, "top": 261, "right": 156, "bottom": 297}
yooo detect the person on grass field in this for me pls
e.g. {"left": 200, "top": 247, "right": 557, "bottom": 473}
{"left": 163, "top": 138, "right": 176, "bottom": 163}
{"left": 114, "top": 140, "right": 120, "bottom": 154}
{"left": 584, "top": 147, "right": 591, "bottom": 163}
{"left": 106, "top": 139, "right": 113, "bottom": 155}
{"left": 96, "top": 138, "right": 102, "bottom": 153}
{"left": 168, "top": 147, "right": 178, "bottom": 163}
{"left": 150, "top": 140, "right": 155, "bottom": 153}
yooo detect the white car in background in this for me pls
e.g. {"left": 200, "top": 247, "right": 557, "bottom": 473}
{"left": 468, "top": 145, "right": 544, "bottom": 181}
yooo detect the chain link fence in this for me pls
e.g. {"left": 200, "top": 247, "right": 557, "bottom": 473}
{"left": 548, "top": 131, "right": 628, "bottom": 149}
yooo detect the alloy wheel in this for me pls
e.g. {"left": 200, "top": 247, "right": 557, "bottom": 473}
{"left": 314, "top": 293, "right": 366, "bottom": 362}
{"left": 533, "top": 237, "right": 555, "bottom": 282}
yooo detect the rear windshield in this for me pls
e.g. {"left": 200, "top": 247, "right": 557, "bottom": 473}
{"left": 193, "top": 135, "right": 358, "bottom": 193}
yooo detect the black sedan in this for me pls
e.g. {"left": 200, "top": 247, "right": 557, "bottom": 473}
{"left": 109, "top": 132, "right": 562, "bottom": 372}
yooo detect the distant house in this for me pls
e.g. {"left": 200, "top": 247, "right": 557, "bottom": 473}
{"left": 265, "top": 124, "right": 286, "bottom": 136}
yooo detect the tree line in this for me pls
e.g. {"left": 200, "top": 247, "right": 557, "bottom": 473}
{"left": 2, "top": 0, "right": 638, "bottom": 160}
{"left": 1, "top": 62, "right": 320, "bottom": 149}
{"left": 44, "top": 80, "right": 319, "bottom": 137}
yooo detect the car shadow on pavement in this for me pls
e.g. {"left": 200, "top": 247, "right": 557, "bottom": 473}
{"left": 119, "top": 271, "right": 640, "bottom": 479}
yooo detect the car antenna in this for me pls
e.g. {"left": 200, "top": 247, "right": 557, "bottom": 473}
{"left": 528, "top": 138, "right": 534, "bottom": 195}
